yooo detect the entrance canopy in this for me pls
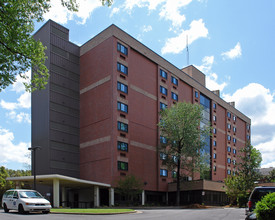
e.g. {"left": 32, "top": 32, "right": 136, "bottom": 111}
{"left": 7, "top": 174, "right": 111, "bottom": 188}
{"left": 7, "top": 174, "right": 111, "bottom": 208}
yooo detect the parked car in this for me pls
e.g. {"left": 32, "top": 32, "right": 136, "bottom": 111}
{"left": 245, "top": 186, "right": 275, "bottom": 219}
{"left": 2, "top": 189, "right": 51, "bottom": 214}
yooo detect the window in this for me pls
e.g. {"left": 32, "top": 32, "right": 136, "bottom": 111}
{"left": 117, "top": 43, "right": 128, "bottom": 55}
{"left": 171, "top": 92, "right": 178, "bottom": 101}
{"left": 227, "top": 135, "right": 231, "bottom": 141}
{"left": 160, "top": 152, "right": 167, "bottom": 160}
{"left": 117, "top": 62, "right": 128, "bottom": 75}
{"left": 213, "top": 153, "right": 217, "bottom": 159}
{"left": 233, "top": 138, "right": 236, "bottom": 143}
{"left": 233, "top": 149, "right": 237, "bottom": 154}
{"left": 213, "top": 103, "right": 217, "bottom": 109}
{"left": 233, "top": 115, "right": 236, "bottom": 121}
{"left": 195, "top": 91, "right": 199, "bottom": 98}
{"left": 233, "top": 160, "right": 236, "bottom": 165}
{"left": 160, "top": 102, "right": 167, "bottom": 110}
{"left": 233, "top": 127, "right": 236, "bottom": 133}
{"left": 227, "top": 123, "right": 231, "bottom": 130}
{"left": 213, "top": 128, "right": 217, "bottom": 134}
{"left": 247, "top": 124, "right": 250, "bottom": 130}
{"left": 118, "top": 161, "right": 128, "bottom": 171}
{"left": 213, "top": 165, "right": 217, "bottom": 172}
{"left": 160, "top": 69, "right": 167, "bottom": 79}
{"left": 118, "top": 121, "right": 128, "bottom": 132}
{"left": 160, "top": 136, "right": 167, "bottom": 144}
{"left": 227, "top": 158, "right": 231, "bottom": 163}
{"left": 117, "top": 82, "right": 128, "bottom": 94}
{"left": 117, "top": 141, "right": 128, "bottom": 151}
{"left": 172, "top": 155, "right": 178, "bottom": 163}
{"left": 171, "top": 76, "right": 178, "bottom": 85}
{"left": 160, "top": 86, "right": 167, "bottom": 95}
{"left": 213, "top": 140, "right": 217, "bottom": 146}
{"left": 227, "top": 169, "right": 231, "bottom": 175}
{"left": 227, "top": 146, "right": 231, "bottom": 152}
{"left": 117, "top": 101, "right": 128, "bottom": 113}
{"left": 227, "top": 112, "right": 231, "bottom": 118}
{"left": 213, "top": 115, "right": 217, "bottom": 121}
{"left": 160, "top": 169, "right": 168, "bottom": 177}
{"left": 247, "top": 135, "right": 250, "bottom": 140}
{"left": 172, "top": 171, "right": 177, "bottom": 178}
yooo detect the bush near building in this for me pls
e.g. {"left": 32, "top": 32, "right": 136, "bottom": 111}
{"left": 255, "top": 192, "right": 275, "bottom": 220}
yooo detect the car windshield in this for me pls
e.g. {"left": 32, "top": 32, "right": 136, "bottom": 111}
{"left": 19, "top": 191, "right": 43, "bottom": 199}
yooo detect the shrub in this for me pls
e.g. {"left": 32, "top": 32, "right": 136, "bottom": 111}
{"left": 255, "top": 192, "right": 275, "bottom": 220}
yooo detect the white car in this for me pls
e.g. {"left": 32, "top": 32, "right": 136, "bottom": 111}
{"left": 2, "top": 189, "right": 51, "bottom": 214}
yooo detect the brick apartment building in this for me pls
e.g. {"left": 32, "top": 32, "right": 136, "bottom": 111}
{"left": 29, "top": 20, "right": 251, "bottom": 207}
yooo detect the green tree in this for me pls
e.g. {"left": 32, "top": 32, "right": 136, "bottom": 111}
{"left": 158, "top": 102, "right": 211, "bottom": 206}
{"left": 255, "top": 192, "right": 275, "bottom": 220}
{"left": 115, "top": 175, "right": 143, "bottom": 206}
{"left": 0, "top": 166, "right": 13, "bottom": 202}
{"left": 267, "top": 169, "right": 275, "bottom": 182}
{"left": 0, "top": 166, "right": 32, "bottom": 202}
{"left": 238, "top": 142, "right": 262, "bottom": 192}
{"left": 225, "top": 143, "right": 262, "bottom": 206}
{"left": 0, "top": 0, "right": 112, "bottom": 92}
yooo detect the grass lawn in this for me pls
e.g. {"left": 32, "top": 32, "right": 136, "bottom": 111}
{"left": 51, "top": 208, "right": 135, "bottom": 214}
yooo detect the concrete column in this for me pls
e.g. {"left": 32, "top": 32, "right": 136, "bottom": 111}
{"left": 94, "top": 186, "right": 100, "bottom": 207}
{"left": 109, "top": 188, "right": 114, "bottom": 207}
{"left": 61, "top": 187, "right": 66, "bottom": 207}
{"left": 53, "top": 179, "right": 60, "bottom": 208}
{"left": 142, "top": 190, "right": 145, "bottom": 206}
{"left": 15, "top": 181, "right": 20, "bottom": 189}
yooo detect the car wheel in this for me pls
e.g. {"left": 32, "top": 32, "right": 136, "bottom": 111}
{"left": 3, "top": 203, "right": 9, "bottom": 213}
{"left": 42, "top": 211, "right": 49, "bottom": 214}
{"left": 18, "top": 204, "right": 26, "bottom": 214}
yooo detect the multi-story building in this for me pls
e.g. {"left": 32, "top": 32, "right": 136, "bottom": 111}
{"left": 30, "top": 20, "right": 251, "bottom": 207}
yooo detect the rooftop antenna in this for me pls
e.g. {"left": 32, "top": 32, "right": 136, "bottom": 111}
{"left": 186, "top": 35, "right": 189, "bottom": 66}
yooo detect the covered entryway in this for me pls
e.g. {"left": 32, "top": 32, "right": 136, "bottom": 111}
{"left": 7, "top": 174, "right": 113, "bottom": 208}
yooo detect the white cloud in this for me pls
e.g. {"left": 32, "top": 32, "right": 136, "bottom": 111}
{"left": 196, "top": 55, "right": 214, "bottom": 73}
{"left": 11, "top": 70, "right": 31, "bottom": 93}
{"left": 124, "top": 0, "right": 165, "bottom": 11}
{"left": 6, "top": 111, "right": 31, "bottom": 124}
{"left": 43, "top": 0, "right": 102, "bottom": 24}
{"left": 161, "top": 19, "right": 208, "bottom": 54}
{"left": 0, "top": 92, "right": 31, "bottom": 110}
{"left": 0, "top": 127, "right": 30, "bottom": 166}
{"left": 142, "top": 25, "right": 152, "bottom": 32}
{"left": 123, "top": 0, "right": 193, "bottom": 28}
{"left": 110, "top": 7, "right": 120, "bottom": 17}
{"left": 159, "top": 0, "right": 192, "bottom": 28}
{"left": 223, "top": 83, "right": 275, "bottom": 167}
{"left": 221, "top": 42, "right": 242, "bottom": 60}
{"left": 196, "top": 56, "right": 228, "bottom": 92}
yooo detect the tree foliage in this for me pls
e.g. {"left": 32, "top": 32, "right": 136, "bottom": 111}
{"left": 224, "top": 142, "right": 262, "bottom": 206}
{"left": 158, "top": 102, "right": 211, "bottom": 205}
{"left": 255, "top": 192, "right": 275, "bottom": 220}
{"left": 267, "top": 169, "right": 275, "bottom": 182}
{"left": 238, "top": 142, "right": 262, "bottom": 192}
{"left": 0, "top": 0, "right": 112, "bottom": 92}
{"left": 115, "top": 175, "right": 143, "bottom": 205}
{"left": 0, "top": 166, "right": 31, "bottom": 203}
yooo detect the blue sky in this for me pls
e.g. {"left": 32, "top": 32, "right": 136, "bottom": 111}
{"left": 1, "top": 0, "right": 275, "bottom": 170}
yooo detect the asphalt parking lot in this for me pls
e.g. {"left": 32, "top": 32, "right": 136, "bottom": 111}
{"left": 0, "top": 208, "right": 246, "bottom": 220}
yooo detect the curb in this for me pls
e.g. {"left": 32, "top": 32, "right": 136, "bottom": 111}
{"left": 50, "top": 210, "right": 138, "bottom": 215}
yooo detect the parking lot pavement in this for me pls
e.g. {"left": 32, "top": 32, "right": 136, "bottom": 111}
{"left": 0, "top": 208, "right": 246, "bottom": 220}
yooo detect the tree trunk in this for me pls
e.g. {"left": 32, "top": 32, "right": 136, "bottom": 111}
{"left": 176, "top": 158, "right": 181, "bottom": 206}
